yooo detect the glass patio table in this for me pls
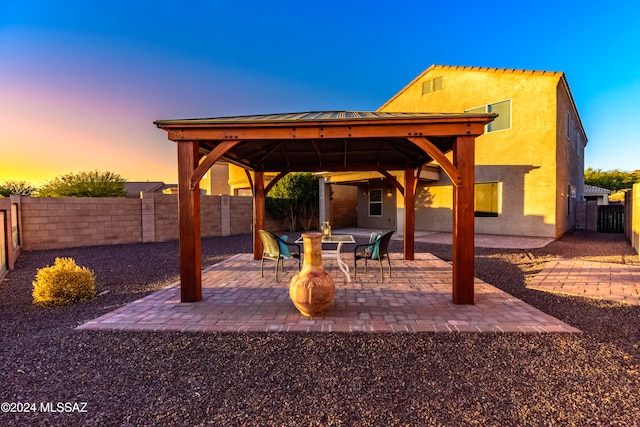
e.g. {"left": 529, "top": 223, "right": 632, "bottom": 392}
{"left": 295, "top": 234, "right": 356, "bottom": 282}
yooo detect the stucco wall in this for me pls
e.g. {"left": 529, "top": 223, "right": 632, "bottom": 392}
{"left": 555, "top": 79, "right": 586, "bottom": 236}
{"left": 356, "top": 184, "right": 397, "bottom": 230}
{"left": 626, "top": 184, "right": 639, "bottom": 256}
{"left": 329, "top": 185, "right": 357, "bottom": 227}
{"left": 379, "top": 66, "right": 584, "bottom": 238}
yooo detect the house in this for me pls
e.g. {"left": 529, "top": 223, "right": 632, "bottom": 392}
{"left": 124, "top": 181, "right": 177, "bottom": 198}
{"left": 584, "top": 184, "right": 611, "bottom": 205}
{"left": 321, "top": 65, "right": 588, "bottom": 239}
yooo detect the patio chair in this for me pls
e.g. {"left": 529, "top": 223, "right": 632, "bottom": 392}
{"left": 258, "top": 230, "right": 301, "bottom": 281}
{"left": 353, "top": 230, "right": 394, "bottom": 281}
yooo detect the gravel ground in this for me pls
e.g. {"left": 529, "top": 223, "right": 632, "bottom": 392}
{"left": 1, "top": 230, "right": 640, "bottom": 426}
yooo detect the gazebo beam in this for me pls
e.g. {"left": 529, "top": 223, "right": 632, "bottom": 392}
{"left": 166, "top": 121, "right": 487, "bottom": 142}
{"left": 264, "top": 170, "right": 289, "bottom": 195}
{"left": 377, "top": 169, "right": 404, "bottom": 196}
{"left": 406, "top": 137, "right": 461, "bottom": 187}
{"left": 190, "top": 140, "right": 242, "bottom": 190}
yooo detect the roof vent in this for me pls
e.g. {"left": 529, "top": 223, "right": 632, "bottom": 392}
{"left": 422, "top": 76, "right": 443, "bottom": 95}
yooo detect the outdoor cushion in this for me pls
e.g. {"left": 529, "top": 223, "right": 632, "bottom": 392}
{"left": 371, "top": 234, "right": 382, "bottom": 260}
{"left": 366, "top": 232, "right": 382, "bottom": 259}
{"left": 278, "top": 235, "right": 291, "bottom": 258}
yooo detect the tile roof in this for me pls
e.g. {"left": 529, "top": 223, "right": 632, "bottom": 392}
{"left": 584, "top": 185, "right": 611, "bottom": 194}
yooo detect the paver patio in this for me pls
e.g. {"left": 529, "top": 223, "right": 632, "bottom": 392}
{"left": 78, "top": 252, "right": 581, "bottom": 334}
{"left": 528, "top": 259, "right": 640, "bottom": 305}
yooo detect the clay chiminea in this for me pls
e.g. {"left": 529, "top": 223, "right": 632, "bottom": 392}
{"left": 289, "top": 232, "right": 335, "bottom": 317}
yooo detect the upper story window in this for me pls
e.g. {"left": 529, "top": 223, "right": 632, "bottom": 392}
{"left": 422, "top": 76, "right": 443, "bottom": 95}
{"left": 465, "top": 99, "right": 511, "bottom": 132}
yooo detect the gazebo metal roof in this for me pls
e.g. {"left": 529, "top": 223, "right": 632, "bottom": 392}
{"left": 155, "top": 110, "right": 495, "bottom": 174}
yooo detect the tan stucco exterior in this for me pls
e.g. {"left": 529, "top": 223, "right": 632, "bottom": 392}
{"left": 363, "top": 65, "right": 587, "bottom": 238}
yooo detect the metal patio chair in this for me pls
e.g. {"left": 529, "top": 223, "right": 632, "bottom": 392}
{"left": 353, "top": 230, "right": 394, "bottom": 281}
{"left": 258, "top": 230, "right": 301, "bottom": 281}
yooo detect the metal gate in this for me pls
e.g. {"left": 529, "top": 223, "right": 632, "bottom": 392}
{"left": 597, "top": 205, "right": 625, "bottom": 233}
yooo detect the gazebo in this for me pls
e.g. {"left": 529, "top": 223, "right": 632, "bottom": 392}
{"left": 154, "top": 111, "right": 495, "bottom": 305}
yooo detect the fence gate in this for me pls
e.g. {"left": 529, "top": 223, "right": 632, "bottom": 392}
{"left": 597, "top": 205, "right": 625, "bottom": 233}
{"left": 0, "top": 212, "right": 6, "bottom": 277}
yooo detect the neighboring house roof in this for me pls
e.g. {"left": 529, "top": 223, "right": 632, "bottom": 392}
{"left": 379, "top": 64, "right": 587, "bottom": 146}
{"left": 583, "top": 185, "right": 611, "bottom": 195}
{"left": 124, "top": 182, "right": 176, "bottom": 197}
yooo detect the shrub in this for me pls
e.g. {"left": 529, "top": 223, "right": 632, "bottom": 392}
{"left": 0, "top": 180, "right": 37, "bottom": 196}
{"left": 36, "top": 170, "right": 126, "bottom": 197}
{"left": 32, "top": 258, "right": 96, "bottom": 306}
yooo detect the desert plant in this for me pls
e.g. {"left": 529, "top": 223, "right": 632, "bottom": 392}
{"left": 32, "top": 257, "right": 96, "bottom": 306}
{"left": 266, "top": 172, "right": 319, "bottom": 231}
{"left": 0, "top": 180, "right": 37, "bottom": 196}
{"left": 36, "top": 170, "right": 126, "bottom": 197}
{"left": 584, "top": 168, "right": 640, "bottom": 192}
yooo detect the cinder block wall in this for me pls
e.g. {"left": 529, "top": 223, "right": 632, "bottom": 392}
{"left": 21, "top": 197, "right": 142, "bottom": 250}
{"left": 18, "top": 194, "right": 261, "bottom": 251}
{"left": 585, "top": 200, "right": 598, "bottom": 232}
{"left": 153, "top": 194, "right": 179, "bottom": 242}
{"left": 229, "top": 196, "right": 253, "bottom": 235}
{"left": 202, "top": 195, "right": 222, "bottom": 237}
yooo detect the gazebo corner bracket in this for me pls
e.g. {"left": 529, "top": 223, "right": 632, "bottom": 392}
{"left": 406, "top": 136, "right": 462, "bottom": 188}
{"left": 188, "top": 140, "right": 243, "bottom": 190}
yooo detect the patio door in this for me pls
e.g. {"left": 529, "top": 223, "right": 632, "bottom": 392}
{"left": 0, "top": 212, "right": 7, "bottom": 277}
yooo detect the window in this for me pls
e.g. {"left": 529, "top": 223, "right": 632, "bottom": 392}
{"left": 475, "top": 182, "right": 499, "bottom": 217}
{"left": 369, "top": 189, "right": 382, "bottom": 217}
{"left": 566, "top": 111, "right": 571, "bottom": 139}
{"left": 465, "top": 100, "right": 511, "bottom": 132}
{"left": 422, "top": 76, "right": 443, "bottom": 95}
{"left": 577, "top": 133, "right": 581, "bottom": 156}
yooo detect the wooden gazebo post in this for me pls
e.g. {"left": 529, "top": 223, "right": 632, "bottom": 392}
{"left": 452, "top": 136, "right": 475, "bottom": 304}
{"left": 404, "top": 167, "right": 416, "bottom": 261}
{"left": 253, "top": 170, "right": 265, "bottom": 260}
{"left": 177, "top": 141, "right": 202, "bottom": 302}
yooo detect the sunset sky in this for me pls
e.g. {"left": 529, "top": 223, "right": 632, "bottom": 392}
{"left": 1, "top": 0, "right": 639, "bottom": 186}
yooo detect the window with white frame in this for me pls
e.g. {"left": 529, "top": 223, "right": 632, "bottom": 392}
{"left": 369, "top": 189, "right": 382, "bottom": 217}
{"left": 474, "top": 182, "right": 500, "bottom": 217}
{"left": 466, "top": 99, "right": 511, "bottom": 132}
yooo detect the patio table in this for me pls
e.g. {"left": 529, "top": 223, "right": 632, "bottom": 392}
{"left": 295, "top": 234, "right": 355, "bottom": 282}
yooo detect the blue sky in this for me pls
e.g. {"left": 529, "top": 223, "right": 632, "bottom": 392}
{"left": 1, "top": 0, "right": 639, "bottom": 184}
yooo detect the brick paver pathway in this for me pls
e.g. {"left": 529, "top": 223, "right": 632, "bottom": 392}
{"left": 527, "top": 259, "right": 640, "bottom": 305}
{"left": 78, "top": 253, "right": 580, "bottom": 334}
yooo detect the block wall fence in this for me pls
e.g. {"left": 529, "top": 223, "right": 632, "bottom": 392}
{"left": 15, "top": 194, "right": 281, "bottom": 252}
